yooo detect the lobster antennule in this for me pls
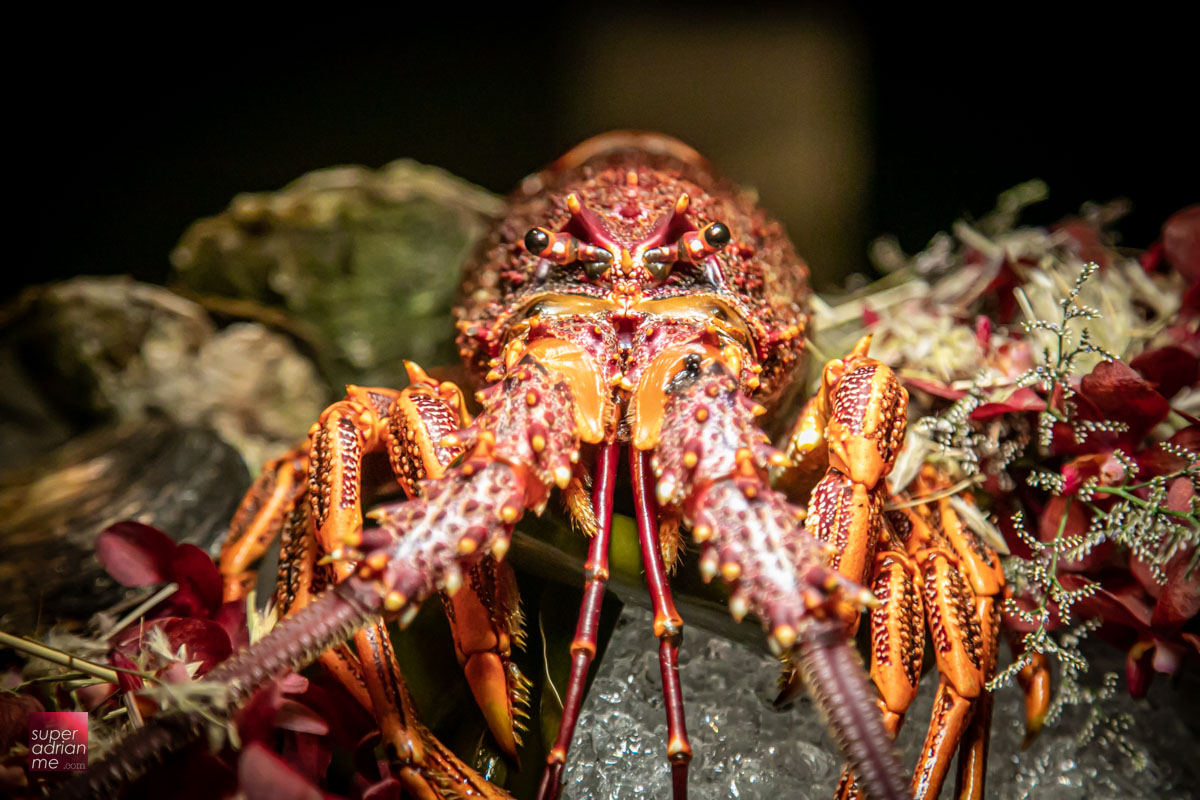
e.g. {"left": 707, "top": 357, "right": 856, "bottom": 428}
{"left": 797, "top": 620, "right": 911, "bottom": 800}
{"left": 537, "top": 442, "right": 619, "bottom": 800}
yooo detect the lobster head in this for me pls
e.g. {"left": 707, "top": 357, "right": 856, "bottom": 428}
{"left": 455, "top": 131, "right": 813, "bottom": 417}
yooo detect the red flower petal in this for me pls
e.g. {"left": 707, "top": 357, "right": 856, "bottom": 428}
{"left": 1078, "top": 360, "right": 1170, "bottom": 441}
{"left": 1162, "top": 205, "right": 1200, "bottom": 281}
{"left": 238, "top": 742, "right": 334, "bottom": 800}
{"left": 902, "top": 376, "right": 967, "bottom": 401}
{"left": 237, "top": 684, "right": 283, "bottom": 747}
{"left": 169, "top": 544, "right": 224, "bottom": 618}
{"left": 75, "top": 682, "right": 118, "bottom": 712}
{"left": 114, "top": 617, "right": 232, "bottom": 676}
{"left": 1141, "top": 240, "right": 1164, "bottom": 274}
{"left": 1038, "top": 495, "right": 1088, "bottom": 543}
{"left": 1185, "top": 279, "right": 1200, "bottom": 313}
{"left": 1129, "top": 345, "right": 1200, "bottom": 400}
{"left": 96, "top": 521, "right": 177, "bottom": 587}
{"left": 974, "top": 316, "right": 993, "bottom": 351}
{"left": 970, "top": 387, "right": 1047, "bottom": 420}
{"left": 1060, "top": 572, "right": 1153, "bottom": 630}
{"left": 157, "top": 661, "right": 193, "bottom": 685}
{"left": 1137, "top": 425, "right": 1200, "bottom": 477}
{"left": 282, "top": 732, "right": 334, "bottom": 785}
{"left": 0, "top": 693, "right": 43, "bottom": 752}
{"left": 1130, "top": 553, "right": 1166, "bottom": 599}
{"left": 1125, "top": 640, "right": 1155, "bottom": 698}
{"left": 275, "top": 699, "right": 331, "bottom": 736}
{"left": 296, "top": 679, "right": 376, "bottom": 750}
{"left": 1053, "top": 219, "right": 1111, "bottom": 269}
{"left": 214, "top": 600, "right": 250, "bottom": 651}
{"left": 1001, "top": 591, "right": 1064, "bottom": 633}
{"left": 1150, "top": 548, "right": 1200, "bottom": 633}
{"left": 1166, "top": 477, "right": 1195, "bottom": 514}
{"left": 110, "top": 651, "right": 144, "bottom": 693}
{"left": 1152, "top": 638, "right": 1184, "bottom": 676}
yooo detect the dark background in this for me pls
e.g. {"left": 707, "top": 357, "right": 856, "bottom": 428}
{"left": 18, "top": 5, "right": 1195, "bottom": 299}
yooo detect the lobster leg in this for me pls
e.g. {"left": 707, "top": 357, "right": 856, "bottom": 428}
{"left": 888, "top": 471, "right": 1002, "bottom": 800}
{"left": 391, "top": 364, "right": 532, "bottom": 761}
{"left": 219, "top": 447, "right": 308, "bottom": 602}
{"left": 1002, "top": 589, "right": 1052, "bottom": 747}
{"left": 789, "top": 339, "right": 924, "bottom": 800}
{"left": 216, "top": 370, "right": 534, "bottom": 792}
{"left": 952, "top": 595, "right": 1001, "bottom": 800}
{"left": 355, "top": 621, "right": 515, "bottom": 800}
{"left": 832, "top": 541, "right": 926, "bottom": 800}
{"left": 537, "top": 442, "right": 619, "bottom": 800}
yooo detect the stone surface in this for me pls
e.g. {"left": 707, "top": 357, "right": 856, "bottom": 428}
{"left": 171, "top": 159, "right": 504, "bottom": 389}
{"left": 2, "top": 277, "right": 327, "bottom": 469}
{"left": 0, "top": 422, "right": 249, "bottom": 634}
{"left": 565, "top": 605, "right": 1200, "bottom": 799}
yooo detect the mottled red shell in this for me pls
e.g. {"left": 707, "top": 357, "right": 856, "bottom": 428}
{"left": 455, "top": 132, "right": 811, "bottom": 408}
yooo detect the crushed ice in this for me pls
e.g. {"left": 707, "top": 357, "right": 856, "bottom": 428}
{"left": 564, "top": 606, "right": 1199, "bottom": 799}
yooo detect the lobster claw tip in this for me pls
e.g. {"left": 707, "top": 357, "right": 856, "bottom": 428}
{"left": 463, "top": 652, "right": 521, "bottom": 763}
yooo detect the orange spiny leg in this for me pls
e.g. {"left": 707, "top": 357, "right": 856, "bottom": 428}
{"left": 1001, "top": 587, "right": 1052, "bottom": 747}
{"left": 268, "top": 487, "right": 385, "bottom": 717}
{"left": 242, "top": 378, "right": 516, "bottom": 796}
{"left": 276, "top": 487, "right": 320, "bottom": 613}
{"left": 905, "top": 546, "right": 984, "bottom": 800}
{"left": 898, "top": 469, "right": 1009, "bottom": 799}
{"left": 218, "top": 447, "right": 307, "bottom": 602}
{"left": 307, "top": 385, "right": 402, "bottom": 571}
{"left": 644, "top": 341, "right": 909, "bottom": 800}
{"left": 537, "top": 441, "right": 619, "bottom": 800}
{"left": 896, "top": 475, "right": 993, "bottom": 800}
{"left": 953, "top": 594, "right": 1001, "bottom": 800}
{"left": 387, "top": 361, "right": 473, "bottom": 497}
{"left": 388, "top": 362, "right": 531, "bottom": 761}
{"left": 353, "top": 622, "right": 515, "bottom": 800}
{"left": 832, "top": 541, "right": 927, "bottom": 800}
{"left": 444, "top": 557, "right": 530, "bottom": 761}
{"left": 775, "top": 389, "right": 832, "bottom": 507}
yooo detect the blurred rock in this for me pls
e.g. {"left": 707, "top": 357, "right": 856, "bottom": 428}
{"left": 170, "top": 159, "right": 504, "bottom": 388}
{"left": 0, "top": 422, "right": 248, "bottom": 635}
{"left": 2, "top": 277, "right": 326, "bottom": 468}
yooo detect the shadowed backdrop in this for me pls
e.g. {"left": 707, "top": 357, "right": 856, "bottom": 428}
{"left": 18, "top": 5, "right": 1195, "bottom": 297}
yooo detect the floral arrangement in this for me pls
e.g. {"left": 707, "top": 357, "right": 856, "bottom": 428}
{"left": 1, "top": 521, "right": 390, "bottom": 798}
{"left": 815, "top": 191, "right": 1199, "bottom": 752}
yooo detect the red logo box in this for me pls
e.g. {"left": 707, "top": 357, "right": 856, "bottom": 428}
{"left": 28, "top": 711, "right": 88, "bottom": 772}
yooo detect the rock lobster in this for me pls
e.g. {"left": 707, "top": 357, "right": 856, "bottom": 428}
{"left": 65, "top": 132, "right": 1048, "bottom": 800}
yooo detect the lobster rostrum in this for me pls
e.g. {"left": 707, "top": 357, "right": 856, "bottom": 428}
{"left": 69, "top": 133, "right": 1049, "bottom": 800}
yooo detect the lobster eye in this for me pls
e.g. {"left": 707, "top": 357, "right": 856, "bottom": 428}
{"left": 524, "top": 227, "right": 551, "bottom": 254}
{"left": 703, "top": 221, "right": 731, "bottom": 248}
